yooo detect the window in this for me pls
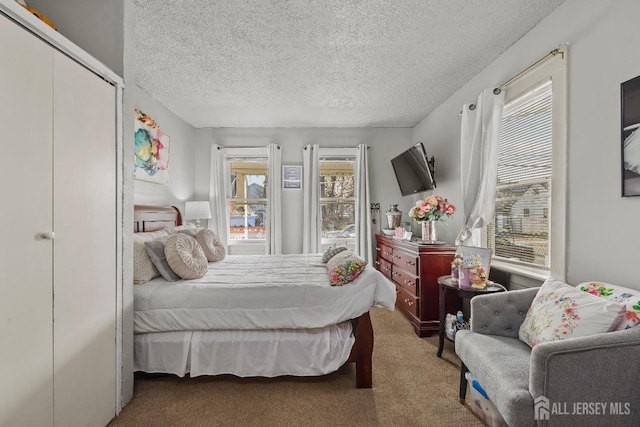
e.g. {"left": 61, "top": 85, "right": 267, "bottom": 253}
{"left": 226, "top": 156, "right": 268, "bottom": 242}
{"left": 319, "top": 152, "right": 357, "bottom": 247}
{"left": 484, "top": 53, "right": 566, "bottom": 278}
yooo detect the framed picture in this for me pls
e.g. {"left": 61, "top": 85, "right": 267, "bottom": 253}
{"left": 134, "top": 109, "right": 170, "bottom": 184}
{"left": 283, "top": 165, "right": 302, "bottom": 190}
{"left": 621, "top": 75, "right": 640, "bottom": 196}
{"left": 455, "top": 246, "right": 492, "bottom": 272}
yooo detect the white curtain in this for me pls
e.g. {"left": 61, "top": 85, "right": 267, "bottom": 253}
{"left": 302, "top": 144, "right": 320, "bottom": 253}
{"left": 355, "top": 144, "right": 372, "bottom": 263}
{"left": 209, "top": 144, "right": 229, "bottom": 252}
{"left": 456, "top": 88, "right": 505, "bottom": 246}
{"left": 266, "top": 144, "right": 282, "bottom": 254}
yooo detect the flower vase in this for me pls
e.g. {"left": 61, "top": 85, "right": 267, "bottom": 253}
{"left": 421, "top": 220, "right": 437, "bottom": 242}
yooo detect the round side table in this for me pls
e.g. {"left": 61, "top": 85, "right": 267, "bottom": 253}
{"left": 437, "top": 275, "right": 506, "bottom": 357}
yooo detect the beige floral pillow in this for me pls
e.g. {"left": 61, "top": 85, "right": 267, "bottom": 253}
{"left": 164, "top": 233, "right": 208, "bottom": 280}
{"left": 519, "top": 278, "right": 627, "bottom": 348}
{"left": 195, "top": 229, "right": 226, "bottom": 262}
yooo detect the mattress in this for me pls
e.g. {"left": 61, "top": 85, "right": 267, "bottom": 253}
{"left": 134, "top": 254, "right": 396, "bottom": 333}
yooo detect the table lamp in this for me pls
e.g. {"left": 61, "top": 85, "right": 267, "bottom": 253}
{"left": 184, "top": 201, "right": 212, "bottom": 228}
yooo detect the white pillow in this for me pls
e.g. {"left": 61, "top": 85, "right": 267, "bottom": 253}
{"left": 133, "top": 229, "right": 171, "bottom": 284}
{"left": 164, "top": 233, "right": 208, "bottom": 280}
{"left": 519, "top": 278, "right": 627, "bottom": 348}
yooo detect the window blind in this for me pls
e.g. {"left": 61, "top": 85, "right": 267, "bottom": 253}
{"left": 487, "top": 80, "right": 552, "bottom": 269}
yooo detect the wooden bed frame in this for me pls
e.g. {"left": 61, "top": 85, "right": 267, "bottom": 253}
{"left": 133, "top": 205, "right": 374, "bottom": 388}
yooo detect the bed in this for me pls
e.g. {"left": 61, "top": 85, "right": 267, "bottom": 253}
{"left": 132, "top": 205, "right": 396, "bottom": 388}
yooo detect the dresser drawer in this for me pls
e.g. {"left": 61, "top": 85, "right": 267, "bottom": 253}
{"left": 376, "top": 257, "right": 392, "bottom": 279}
{"left": 392, "top": 250, "right": 419, "bottom": 275}
{"left": 396, "top": 286, "right": 418, "bottom": 317}
{"left": 377, "top": 243, "right": 393, "bottom": 263}
{"left": 392, "top": 267, "right": 418, "bottom": 296}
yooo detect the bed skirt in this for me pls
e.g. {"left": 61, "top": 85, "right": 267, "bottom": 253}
{"left": 134, "top": 321, "right": 355, "bottom": 378}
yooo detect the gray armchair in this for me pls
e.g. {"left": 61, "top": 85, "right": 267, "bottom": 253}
{"left": 455, "top": 287, "right": 640, "bottom": 427}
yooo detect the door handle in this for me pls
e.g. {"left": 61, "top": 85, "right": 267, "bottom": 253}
{"left": 41, "top": 232, "right": 55, "bottom": 240}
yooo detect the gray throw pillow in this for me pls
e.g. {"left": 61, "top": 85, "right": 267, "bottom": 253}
{"left": 144, "top": 239, "right": 181, "bottom": 281}
{"left": 322, "top": 245, "right": 348, "bottom": 263}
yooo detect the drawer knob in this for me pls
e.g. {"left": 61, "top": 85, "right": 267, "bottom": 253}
{"left": 376, "top": 247, "right": 381, "bottom": 251}
{"left": 405, "top": 260, "right": 414, "bottom": 265}
{"left": 392, "top": 272, "right": 400, "bottom": 277}
{"left": 375, "top": 261, "right": 380, "bottom": 265}
{"left": 404, "top": 298, "right": 414, "bottom": 306}
{"left": 404, "top": 279, "right": 413, "bottom": 285}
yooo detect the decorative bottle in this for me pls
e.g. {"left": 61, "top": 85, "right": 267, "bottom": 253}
{"left": 386, "top": 204, "right": 402, "bottom": 230}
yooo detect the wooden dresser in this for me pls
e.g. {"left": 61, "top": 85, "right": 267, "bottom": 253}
{"left": 375, "top": 235, "right": 456, "bottom": 337}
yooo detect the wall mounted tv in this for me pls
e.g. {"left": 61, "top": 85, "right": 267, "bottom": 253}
{"left": 391, "top": 142, "right": 436, "bottom": 196}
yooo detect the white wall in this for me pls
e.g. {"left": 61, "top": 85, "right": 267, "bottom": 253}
{"left": 28, "top": 0, "right": 125, "bottom": 77}
{"left": 193, "top": 127, "right": 414, "bottom": 254}
{"left": 134, "top": 86, "right": 196, "bottom": 213}
{"left": 413, "top": 0, "right": 640, "bottom": 289}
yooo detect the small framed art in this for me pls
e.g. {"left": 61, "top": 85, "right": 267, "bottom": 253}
{"left": 283, "top": 165, "right": 302, "bottom": 189}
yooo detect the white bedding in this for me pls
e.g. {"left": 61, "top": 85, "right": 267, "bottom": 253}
{"left": 134, "top": 254, "right": 396, "bottom": 334}
{"left": 134, "top": 322, "right": 355, "bottom": 378}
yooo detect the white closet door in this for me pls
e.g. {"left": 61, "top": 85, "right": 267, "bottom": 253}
{"left": 0, "top": 15, "right": 54, "bottom": 427}
{"left": 52, "top": 51, "right": 116, "bottom": 427}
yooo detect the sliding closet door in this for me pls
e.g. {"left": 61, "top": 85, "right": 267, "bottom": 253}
{"left": 0, "top": 15, "right": 54, "bottom": 427}
{"left": 52, "top": 51, "right": 116, "bottom": 426}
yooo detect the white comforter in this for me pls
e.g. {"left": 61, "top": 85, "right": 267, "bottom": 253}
{"left": 134, "top": 254, "right": 396, "bottom": 333}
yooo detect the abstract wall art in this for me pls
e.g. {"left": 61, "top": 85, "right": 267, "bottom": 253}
{"left": 134, "top": 109, "right": 170, "bottom": 184}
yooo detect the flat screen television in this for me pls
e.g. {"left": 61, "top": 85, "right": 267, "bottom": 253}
{"left": 391, "top": 142, "right": 436, "bottom": 196}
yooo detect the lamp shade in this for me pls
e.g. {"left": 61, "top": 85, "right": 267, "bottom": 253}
{"left": 184, "top": 201, "right": 212, "bottom": 221}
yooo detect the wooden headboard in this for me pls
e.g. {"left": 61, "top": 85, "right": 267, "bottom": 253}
{"left": 134, "top": 205, "right": 182, "bottom": 232}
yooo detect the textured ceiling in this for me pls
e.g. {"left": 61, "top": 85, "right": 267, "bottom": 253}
{"left": 134, "top": 0, "right": 566, "bottom": 128}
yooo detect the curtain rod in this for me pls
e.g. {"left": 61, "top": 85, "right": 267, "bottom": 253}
{"left": 458, "top": 42, "right": 568, "bottom": 116}
{"left": 302, "top": 146, "right": 371, "bottom": 150}
{"left": 216, "top": 145, "right": 280, "bottom": 150}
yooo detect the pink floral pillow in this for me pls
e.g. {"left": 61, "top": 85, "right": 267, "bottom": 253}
{"left": 326, "top": 250, "right": 367, "bottom": 286}
{"left": 519, "top": 278, "right": 627, "bottom": 348}
{"left": 577, "top": 282, "right": 640, "bottom": 330}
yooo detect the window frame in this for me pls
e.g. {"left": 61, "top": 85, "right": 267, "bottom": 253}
{"left": 223, "top": 148, "right": 269, "bottom": 247}
{"left": 318, "top": 147, "right": 358, "bottom": 249}
{"left": 485, "top": 53, "right": 567, "bottom": 281}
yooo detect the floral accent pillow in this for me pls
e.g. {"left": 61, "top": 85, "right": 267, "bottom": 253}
{"left": 518, "top": 278, "right": 627, "bottom": 348}
{"left": 326, "top": 250, "right": 367, "bottom": 286}
{"left": 577, "top": 282, "right": 640, "bottom": 330}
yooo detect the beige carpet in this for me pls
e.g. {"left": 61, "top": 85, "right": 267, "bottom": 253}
{"left": 109, "top": 308, "right": 484, "bottom": 427}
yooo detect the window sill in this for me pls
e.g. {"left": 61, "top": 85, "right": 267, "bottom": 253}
{"left": 491, "top": 260, "right": 550, "bottom": 282}
{"left": 228, "top": 240, "right": 266, "bottom": 245}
